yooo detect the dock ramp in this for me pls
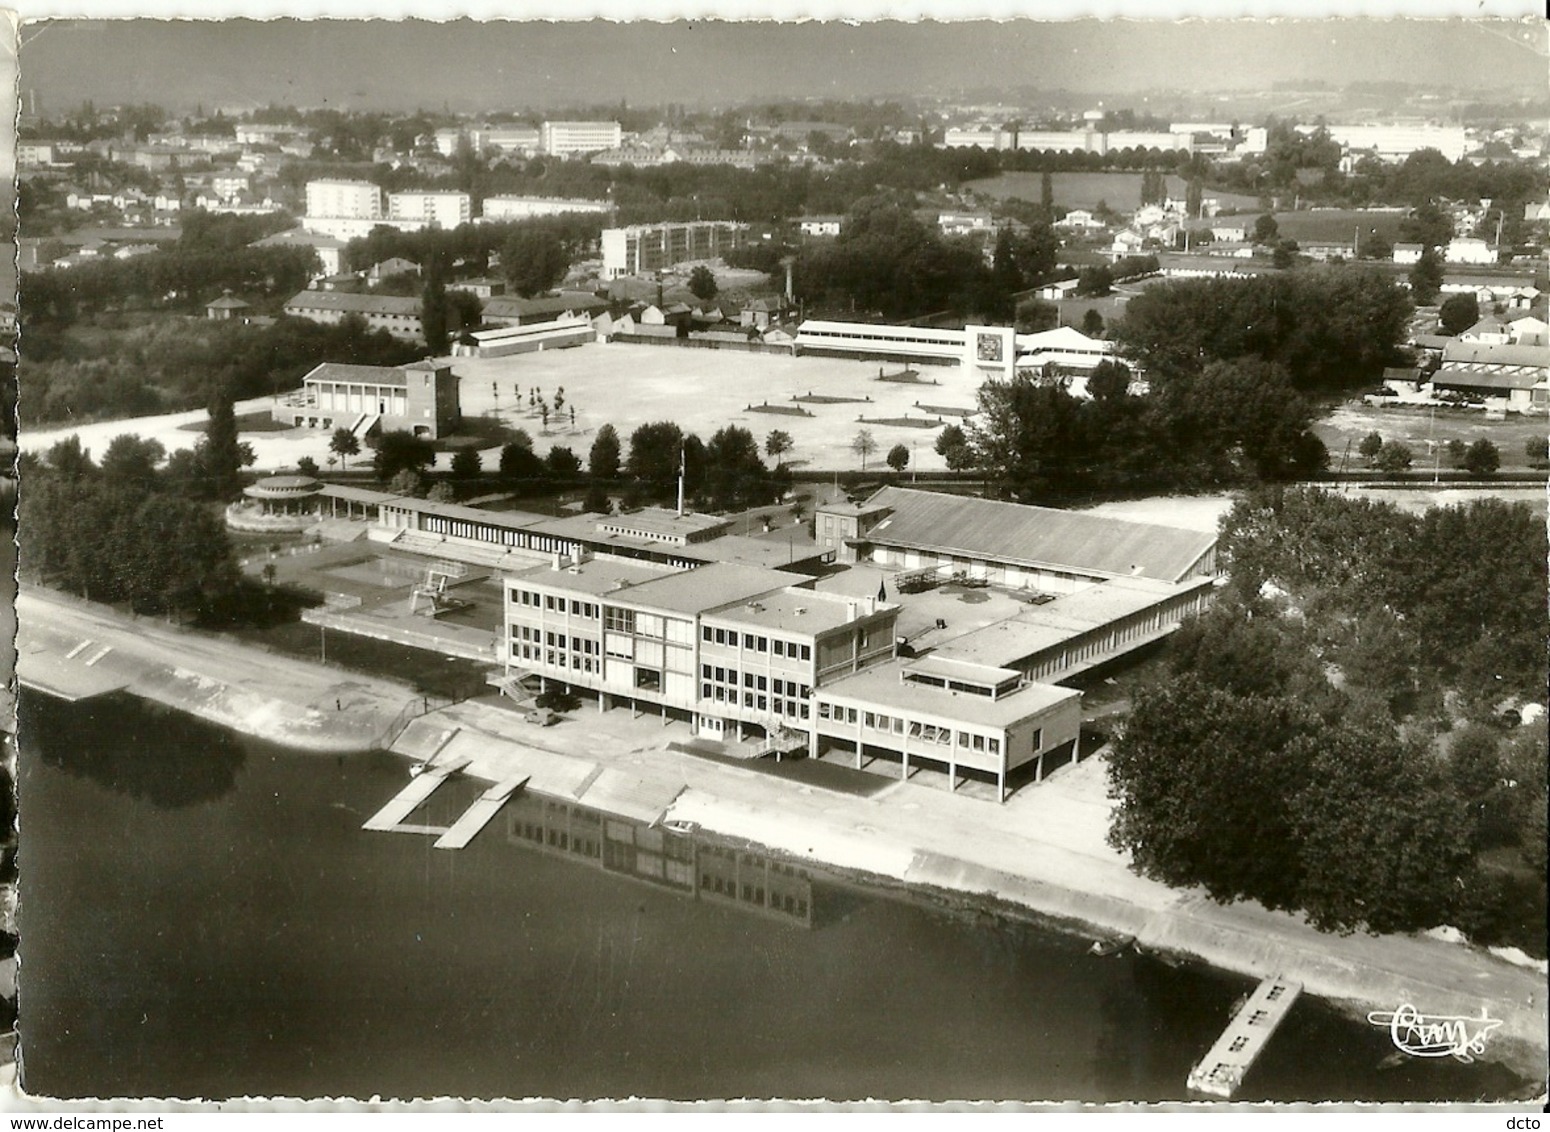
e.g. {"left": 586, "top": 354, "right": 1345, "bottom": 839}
{"left": 1187, "top": 975, "right": 1302, "bottom": 1099}
{"left": 361, "top": 755, "right": 470, "bottom": 832}
{"left": 434, "top": 776, "right": 530, "bottom": 849}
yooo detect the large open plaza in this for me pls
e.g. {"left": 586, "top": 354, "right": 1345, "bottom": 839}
{"left": 21, "top": 342, "right": 992, "bottom": 476}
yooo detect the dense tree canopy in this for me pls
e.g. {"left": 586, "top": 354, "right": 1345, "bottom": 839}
{"left": 1110, "top": 487, "right": 1547, "bottom": 942}
{"left": 1115, "top": 268, "right": 1411, "bottom": 394}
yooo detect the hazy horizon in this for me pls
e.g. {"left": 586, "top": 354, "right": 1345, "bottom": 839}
{"left": 19, "top": 18, "right": 1548, "bottom": 117}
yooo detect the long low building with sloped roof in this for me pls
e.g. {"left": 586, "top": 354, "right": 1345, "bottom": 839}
{"left": 816, "top": 486, "right": 1218, "bottom": 590}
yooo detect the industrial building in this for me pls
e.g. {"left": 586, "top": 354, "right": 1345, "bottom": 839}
{"left": 540, "top": 120, "right": 624, "bottom": 157}
{"left": 481, "top": 196, "right": 612, "bottom": 220}
{"left": 388, "top": 191, "right": 473, "bottom": 229}
{"left": 791, "top": 322, "right": 1116, "bottom": 381}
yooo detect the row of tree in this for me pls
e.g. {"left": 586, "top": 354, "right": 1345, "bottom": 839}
{"left": 1108, "top": 487, "right": 1546, "bottom": 943}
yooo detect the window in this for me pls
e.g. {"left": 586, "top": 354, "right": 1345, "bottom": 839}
{"left": 757, "top": 696, "right": 767, "bottom": 711}
{"left": 892, "top": 717, "right": 905, "bottom": 735}
{"left": 744, "top": 692, "right": 755, "bottom": 707}
{"left": 701, "top": 664, "right": 711, "bottom": 679}
{"left": 773, "top": 640, "right": 785, "bottom": 658}
{"left": 958, "top": 731, "right": 970, "bottom": 746}
{"left": 570, "top": 600, "right": 582, "bottom": 615}
{"left": 846, "top": 707, "right": 858, "bottom": 724}
{"left": 758, "top": 676, "right": 768, "bottom": 692}
{"left": 1031, "top": 728, "right": 1042, "bottom": 752}
{"left": 864, "top": 712, "right": 876, "bottom": 730}
{"left": 715, "top": 667, "right": 725, "bottom": 682}
{"left": 988, "top": 737, "right": 1001, "bottom": 755}
{"left": 818, "top": 703, "right": 831, "bottom": 719}
{"left": 799, "top": 684, "right": 810, "bottom": 700}
{"left": 702, "top": 626, "right": 712, "bottom": 642}
{"left": 756, "top": 637, "right": 768, "bottom": 653}
{"left": 799, "top": 645, "right": 811, "bottom": 661}
{"left": 972, "top": 734, "right": 986, "bottom": 752}
{"left": 773, "top": 698, "right": 785, "bottom": 716}
{"left": 743, "top": 633, "right": 755, "bottom": 649}
{"left": 714, "top": 628, "right": 727, "bottom": 645}
{"left": 702, "top": 683, "right": 712, "bottom": 699}
{"left": 743, "top": 672, "right": 755, "bottom": 688}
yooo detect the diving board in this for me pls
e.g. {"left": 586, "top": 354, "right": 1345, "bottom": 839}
{"left": 1187, "top": 975, "right": 1302, "bottom": 1099}
{"left": 360, "top": 755, "right": 471, "bottom": 832}
{"left": 434, "top": 776, "right": 530, "bottom": 850}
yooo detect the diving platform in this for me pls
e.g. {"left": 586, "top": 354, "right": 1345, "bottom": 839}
{"left": 360, "top": 755, "right": 471, "bottom": 832}
{"left": 1187, "top": 975, "right": 1302, "bottom": 1099}
{"left": 433, "top": 775, "right": 530, "bottom": 850}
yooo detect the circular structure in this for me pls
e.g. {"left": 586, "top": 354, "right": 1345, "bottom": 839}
{"left": 229, "top": 475, "right": 325, "bottom": 532}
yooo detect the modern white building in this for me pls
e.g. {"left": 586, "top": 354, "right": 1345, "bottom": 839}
{"left": 541, "top": 120, "right": 624, "bottom": 157}
{"left": 388, "top": 191, "right": 473, "bottom": 229}
{"left": 601, "top": 221, "right": 748, "bottom": 279}
{"left": 792, "top": 321, "right": 1116, "bottom": 381}
{"left": 1444, "top": 237, "right": 1496, "bottom": 266}
{"left": 304, "top": 179, "right": 382, "bottom": 221}
{"left": 1305, "top": 124, "right": 1469, "bottom": 163}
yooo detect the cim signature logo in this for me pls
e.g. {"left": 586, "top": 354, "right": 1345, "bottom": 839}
{"left": 1366, "top": 1004, "right": 1504, "bottom": 1064}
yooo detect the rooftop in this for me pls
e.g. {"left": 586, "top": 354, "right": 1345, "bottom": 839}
{"left": 285, "top": 291, "right": 423, "bottom": 316}
{"left": 820, "top": 660, "right": 1079, "bottom": 728}
{"left": 705, "top": 588, "right": 886, "bottom": 636}
{"left": 859, "top": 488, "right": 1217, "bottom": 583}
{"left": 303, "top": 362, "right": 410, "bottom": 387}
{"left": 1439, "top": 340, "right": 1549, "bottom": 369}
{"left": 507, "top": 556, "right": 674, "bottom": 597}
{"left": 620, "top": 562, "right": 793, "bottom": 616}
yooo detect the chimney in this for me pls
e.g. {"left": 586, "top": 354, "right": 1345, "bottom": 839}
{"left": 785, "top": 261, "right": 794, "bottom": 302}
{"left": 551, "top": 551, "right": 567, "bottom": 571}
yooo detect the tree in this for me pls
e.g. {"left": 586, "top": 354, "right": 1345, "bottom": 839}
{"left": 545, "top": 446, "right": 582, "bottom": 477}
{"left": 851, "top": 429, "right": 878, "bottom": 471}
{"left": 373, "top": 430, "right": 435, "bottom": 480}
{"left": 1076, "top": 265, "right": 1112, "bottom": 297}
{"left": 426, "top": 481, "right": 455, "bottom": 503}
{"left": 1445, "top": 438, "right": 1469, "bottom": 466}
{"left": 687, "top": 265, "right": 718, "bottom": 302}
{"left": 885, "top": 443, "right": 910, "bottom": 473}
{"left": 581, "top": 482, "right": 612, "bottom": 514}
{"left": 388, "top": 468, "right": 427, "bottom": 497}
{"left": 1358, "top": 431, "right": 1384, "bottom": 461}
{"left": 199, "top": 380, "right": 246, "bottom": 501}
{"left": 1014, "top": 298, "right": 1058, "bottom": 333}
{"left": 1185, "top": 178, "right": 1203, "bottom": 219}
{"left": 1462, "top": 438, "right": 1500, "bottom": 476}
{"left": 1271, "top": 239, "right": 1300, "bottom": 269}
{"left": 296, "top": 456, "right": 320, "bottom": 477}
{"left": 1399, "top": 200, "right": 1454, "bottom": 249}
{"left": 764, "top": 430, "right": 793, "bottom": 465}
{"left": 626, "top": 421, "right": 686, "bottom": 489}
{"left": 1079, "top": 308, "right": 1105, "bottom": 337}
{"left": 1439, "top": 293, "right": 1480, "bottom": 336}
{"left": 100, "top": 434, "right": 165, "bottom": 487}
{"left": 329, "top": 427, "right": 361, "bottom": 471}
{"left": 1085, "top": 360, "right": 1131, "bottom": 401}
{"left": 588, "top": 423, "right": 621, "bottom": 479}
{"left": 1374, "top": 440, "right": 1414, "bottom": 473}
{"left": 449, "top": 447, "right": 482, "bottom": 479}
{"left": 1525, "top": 436, "right": 1549, "bottom": 464}
{"left": 421, "top": 267, "right": 449, "bottom": 355}
{"left": 935, "top": 424, "right": 974, "bottom": 471}
{"left": 1409, "top": 245, "right": 1444, "bottom": 306}
{"left": 503, "top": 228, "right": 569, "bottom": 298}
{"left": 1039, "top": 170, "right": 1054, "bottom": 214}
{"left": 1362, "top": 231, "right": 1393, "bottom": 262}
{"left": 702, "top": 426, "right": 773, "bottom": 511}
{"left": 1252, "top": 214, "right": 1280, "bottom": 245}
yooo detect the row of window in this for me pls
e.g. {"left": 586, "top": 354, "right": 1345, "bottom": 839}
{"left": 699, "top": 685, "right": 812, "bottom": 719}
{"left": 511, "top": 590, "right": 601, "bottom": 619}
{"left": 702, "top": 625, "right": 812, "bottom": 661}
{"left": 699, "top": 665, "right": 810, "bottom": 700}
{"left": 816, "top": 703, "right": 1034, "bottom": 756}
{"left": 511, "top": 643, "right": 601, "bottom": 673}
{"left": 511, "top": 626, "right": 601, "bottom": 655}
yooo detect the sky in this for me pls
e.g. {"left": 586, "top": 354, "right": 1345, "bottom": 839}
{"left": 17, "top": 17, "right": 1548, "bottom": 115}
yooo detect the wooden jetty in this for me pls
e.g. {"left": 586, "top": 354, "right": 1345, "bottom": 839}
{"left": 1186, "top": 975, "right": 1302, "bottom": 1099}
{"left": 434, "top": 776, "right": 530, "bottom": 850}
{"left": 361, "top": 755, "right": 470, "bottom": 832}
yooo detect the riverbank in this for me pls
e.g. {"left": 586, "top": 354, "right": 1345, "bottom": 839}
{"left": 16, "top": 588, "right": 1548, "bottom": 1089}
{"left": 16, "top": 588, "right": 421, "bottom": 754}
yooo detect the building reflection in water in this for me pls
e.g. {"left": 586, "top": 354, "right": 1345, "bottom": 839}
{"left": 503, "top": 792, "right": 817, "bottom": 928}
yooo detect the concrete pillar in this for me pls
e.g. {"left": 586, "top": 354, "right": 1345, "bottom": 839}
{"left": 901, "top": 738, "right": 909, "bottom": 782}
{"left": 599, "top": 692, "right": 607, "bottom": 714}
{"left": 1073, "top": 727, "right": 1082, "bottom": 764}
{"left": 736, "top": 720, "right": 744, "bottom": 742}
{"left": 998, "top": 764, "right": 1006, "bottom": 804}
{"left": 1036, "top": 752, "right": 1045, "bottom": 783}
{"left": 808, "top": 727, "right": 819, "bottom": 759}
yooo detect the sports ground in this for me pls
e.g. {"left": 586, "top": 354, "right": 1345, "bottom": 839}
{"left": 23, "top": 342, "right": 989, "bottom": 476}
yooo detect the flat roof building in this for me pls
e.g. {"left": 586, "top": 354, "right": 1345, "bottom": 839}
{"left": 273, "top": 358, "right": 461, "bottom": 439}
{"left": 601, "top": 222, "right": 749, "bottom": 280}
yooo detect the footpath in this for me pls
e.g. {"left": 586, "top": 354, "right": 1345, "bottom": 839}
{"left": 15, "top": 589, "right": 1548, "bottom": 1083}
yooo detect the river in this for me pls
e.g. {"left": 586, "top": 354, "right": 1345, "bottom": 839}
{"left": 16, "top": 692, "right": 1529, "bottom": 1104}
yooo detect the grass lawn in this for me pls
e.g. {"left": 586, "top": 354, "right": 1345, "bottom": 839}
{"left": 1270, "top": 209, "right": 1410, "bottom": 247}
{"left": 1316, "top": 401, "right": 1550, "bottom": 471}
